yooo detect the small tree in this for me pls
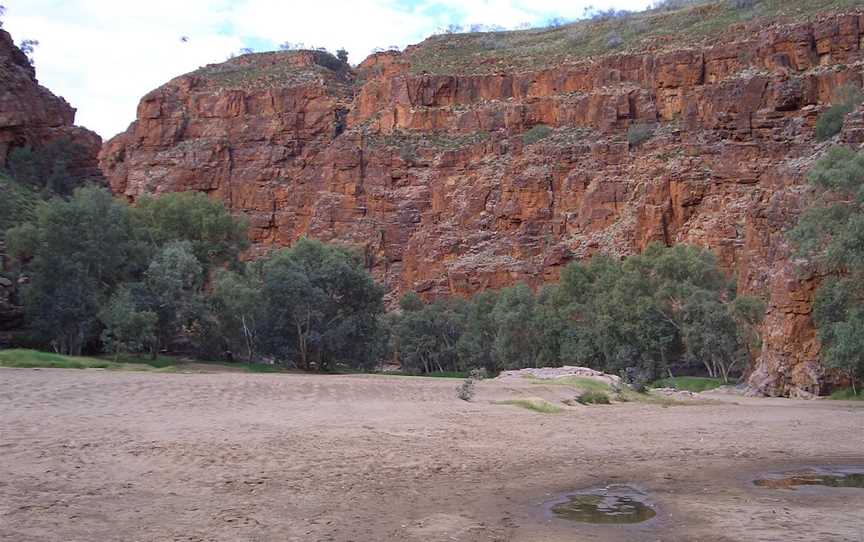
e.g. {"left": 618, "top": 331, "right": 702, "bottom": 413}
{"left": 99, "top": 287, "right": 157, "bottom": 360}
{"left": 258, "top": 238, "right": 385, "bottom": 370}
{"left": 137, "top": 241, "right": 205, "bottom": 358}
{"left": 6, "top": 186, "right": 145, "bottom": 355}
{"left": 211, "top": 266, "right": 264, "bottom": 362}
{"left": 336, "top": 48, "right": 348, "bottom": 63}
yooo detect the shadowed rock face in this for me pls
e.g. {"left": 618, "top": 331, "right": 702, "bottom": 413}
{"left": 0, "top": 30, "right": 102, "bottom": 338}
{"left": 0, "top": 30, "right": 102, "bottom": 177}
{"left": 100, "top": 9, "right": 864, "bottom": 397}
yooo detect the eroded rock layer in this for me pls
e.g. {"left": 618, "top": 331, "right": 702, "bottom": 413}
{"left": 101, "top": 10, "right": 864, "bottom": 397}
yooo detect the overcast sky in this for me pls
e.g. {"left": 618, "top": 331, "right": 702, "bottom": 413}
{"left": 3, "top": 0, "right": 654, "bottom": 140}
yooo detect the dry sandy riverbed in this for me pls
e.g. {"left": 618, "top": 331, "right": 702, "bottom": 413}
{"left": 1, "top": 368, "right": 862, "bottom": 542}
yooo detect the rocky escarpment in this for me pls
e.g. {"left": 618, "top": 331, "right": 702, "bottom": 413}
{"left": 101, "top": 4, "right": 864, "bottom": 397}
{"left": 0, "top": 29, "right": 101, "bottom": 174}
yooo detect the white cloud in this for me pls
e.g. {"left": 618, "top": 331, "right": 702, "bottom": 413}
{"left": 2, "top": 0, "right": 654, "bottom": 140}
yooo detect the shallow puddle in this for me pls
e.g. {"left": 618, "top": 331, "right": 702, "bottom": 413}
{"left": 548, "top": 485, "right": 657, "bottom": 524}
{"left": 754, "top": 467, "right": 864, "bottom": 490}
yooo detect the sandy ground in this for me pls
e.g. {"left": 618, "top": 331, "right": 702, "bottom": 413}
{"left": 1, "top": 368, "right": 862, "bottom": 542}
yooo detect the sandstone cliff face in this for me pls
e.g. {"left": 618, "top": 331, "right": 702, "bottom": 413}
{"left": 101, "top": 9, "right": 864, "bottom": 397}
{"left": 0, "top": 29, "right": 101, "bottom": 174}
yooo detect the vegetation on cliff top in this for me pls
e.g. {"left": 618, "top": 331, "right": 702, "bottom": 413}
{"left": 406, "top": 0, "right": 863, "bottom": 75}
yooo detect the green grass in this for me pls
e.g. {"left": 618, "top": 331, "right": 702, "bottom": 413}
{"left": 0, "top": 349, "right": 286, "bottom": 374}
{"left": 828, "top": 388, "right": 864, "bottom": 401}
{"left": 0, "top": 349, "right": 124, "bottom": 370}
{"left": 576, "top": 390, "right": 611, "bottom": 405}
{"left": 498, "top": 398, "right": 563, "bottom": 414}
{"left": 525, "top": 375, "right": 613, "bottom": 393}
{"left": 651, "top": 376, "right": 725, "bottom": 393}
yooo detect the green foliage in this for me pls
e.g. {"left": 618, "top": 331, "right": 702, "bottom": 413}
{"left": 131, "top": 192, "right": 249, "bottom": 270}
{"left": 99, "top": 287, "right": 157, "bottom": 359}
{"left": 576, "top": 390, "right": 611, "bottom": 405}
{"left": 557, "top": 244, "right": 761, "bottom": 383}
{"left": 211, "top": 266, "right": 264, "bottom": 362}
{"left": 789, "top": 147, "right": 864, "bottom": 392}
{"left": 136, "top": 241, "right": 206, "bottom": 357}
{"left": 651, "top": 376, "right": 724, "bottom": 392}
{"left": 522, "top": 125, "right": 552, "bottom": 145}
{"left": 828, "top": 387, "right": 863, "bottom": 401}
{"left": 0, "top": 175, "right": 38, "bottom": 237}
{"left": 815, "top": 85, "right": 862, "bottom": 142}
{"left": 6, "top": 186, "right": 145, "bottom": 355}
{"left": 257, "top": 238, "right": 385, "bottom": 370}
{"left": 390, "top": 297, "right": 465, "bottom": 374}
{"left": 5, "top": 138, "right": 91, "bottom": 197}
{"left": 390, "top": 244, "right": 758, "bottom": 382}
{"left": 627, "top": 123, "right": 655, "bottom": 148}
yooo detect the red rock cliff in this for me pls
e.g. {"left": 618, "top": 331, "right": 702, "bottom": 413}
{"left": 100, "top": 6, "right": 864, "bottom": 397}
{"left": 0, "top": 29, "right": 102, "bottom": 341}
{"left": 0, "top": 29, "right": 101, "bottom": 174}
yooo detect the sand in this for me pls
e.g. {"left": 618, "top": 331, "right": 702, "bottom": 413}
{"left": 1, "top": 368, "right": 862, "bottom": 542}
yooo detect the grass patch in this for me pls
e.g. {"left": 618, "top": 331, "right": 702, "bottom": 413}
{"left": 0, "top": 349, "right": 122, "bottom": 370}
{"left": 498, "top": 398, "right": 563, "bottom": 413}
{"left": 576, "top": 390, "right": 611, "bottom": 405}
{"left": 828, "top": 388, "right": 864, "bottom": 401}
{"left": 525, "top": 375, "right": 612, "bottom": 393}
{"left": 0, "top": 349, "right": 288, "bottom": 374}
{"left": 651, "top": 376, "right": 725, "bottom": 393}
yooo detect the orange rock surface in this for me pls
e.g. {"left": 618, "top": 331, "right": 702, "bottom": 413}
{"left": 100, "top": 10, "right": 864, "bottom": 396}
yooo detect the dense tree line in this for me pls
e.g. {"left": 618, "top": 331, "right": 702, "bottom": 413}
{"left": 3, "top": 181, "right": 384, "bottom": 366}
{"left": 388, "top": 245, "right": 763, "bottom": 384}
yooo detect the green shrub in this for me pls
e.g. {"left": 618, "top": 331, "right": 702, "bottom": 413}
{"left": 522, "top": 125, "right": 552, "bottom": 145}
{"left": 815, "top": 85, "right": 863, "bottom": 142}
{"left": 456, "top": 377, "right": 476, "bottom": 401}
{"left": 576, "top": 390, "right": 611, "bottom": 404}
{"left": 829, "top": 388, "right": 863, "bottom": 401}
{"left": 627, "top": 123, "right": 655, "bottom": 148}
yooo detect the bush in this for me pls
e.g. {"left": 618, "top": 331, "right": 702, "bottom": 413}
{"left": 576, "top": 390, "right": 611, "bottom": 405}
{"left": 605, "top": 31, "right": 624, "bottom": 49}
{"left": 815, "top": 85, "right": 862, "bottom": 142}
{"left": 627, "top": 123, "right": 655, "bottom": 148}
{"left": 522, "top": 125, "right": 552, "bottom": 145}
{"left": 456, "top": 377, "right": 476, "bottom": 401}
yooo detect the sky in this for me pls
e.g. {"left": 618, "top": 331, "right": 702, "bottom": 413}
{"left": 3, "top": 0, "right": 655, "bottom": 139}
